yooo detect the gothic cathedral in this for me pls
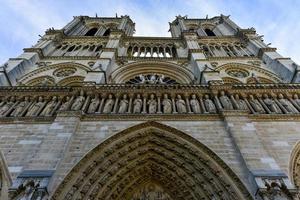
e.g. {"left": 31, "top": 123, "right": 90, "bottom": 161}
{"left": 0, "top": 15, "right": 300, "bottom": 200}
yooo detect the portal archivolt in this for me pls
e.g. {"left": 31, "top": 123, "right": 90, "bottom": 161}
{"left": 51, "top": 121, "right": 252, "bottom": 200}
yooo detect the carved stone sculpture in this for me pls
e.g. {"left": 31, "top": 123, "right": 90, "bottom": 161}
{"left": 118, "top": 94, "right": 129, "bottom": 113}
{"left": 162, "top": 94, "right": 172, "bottom": 114}
{"left": 204, "top": 95, "right": 216, "bottom": 113}
{"left": 219, "top": 91, "right": 233, "bottom": 110}
{"left": 0, "top": 96, "right": 16, "bottom": 117}
{"left": 248, "top": 95, "right": 265, "bottom": 113}
{"left": 293, "top": 94, "right": 300, "bottom": 107}
{"left": 190, "top": 94, "right": 201, "bottom": 113}
{"left": 133, "top": 94, "right": 142, "bottom": 113}
{"left": 71, "top": 90, "right": 85, "bottom": 111}
{"left": 263, "top": 94, "right": 282, "bottom": 113}
{"left": 59, "top": 96, "right": 72, "bottom": 111}
{"left": 176, "top": 94, "right": 187, "bottom": 113}
{"left": 103, "top": 94, "right": 115, "bottom": 114}
{"left": 278, "top": 93, "right": 298, "bottom": 113}
{"left": 234, "top": 94, "right": 248, "bottom": 110}
{"left": 40, "top": 96, "right": 58, "bottom": 116}
{"left": 87, "top": 95, "right": 100, "bottom": 114}
{"left": 147, "top": 94, "right": 157, "bottom": 114}
{"left": 11, "top": 96, "right": 30, "bottom": 117}
{"left": 26, "top": 96, "right": 45, "bottom": 116}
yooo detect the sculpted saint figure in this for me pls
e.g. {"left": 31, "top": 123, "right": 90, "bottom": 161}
{"left": 71, "top": 90, "right": 85, "bottom": 111}
{"left": 204, "top": 95, "right": 216, "bottom": 113}
{"left": 87, "top": 95, "right": 100, "bottom": 114}
{"left": 248, "top": 95, "right": 265, "bottom": 113}
{"left": 133, "top": 94, "right": 142, "bottom": 113}
{"left": 0, "top": 96, "right": 16, "bottom": 117}
{"left": 59, "top": 96, "right": 72, "bottom": 111}
{"left": 190, "top": 94, "right": 201, "bottom": 113}
{"left": 26, "top": 96, "right": 45, "bottom": 116}
{"left": 147, "top": 94, "right": 157, "bottom": 114}
{"left": 162, "top": 94, "right": 172, "bottom": 114}
{"left": 176, "top": 94, "right": 187, "bottom": 113}
{"left": 293, "top": 94, "right": 300, "bottom": 107}
{"left": 262, "top": 94, "right": 282, "bottom": 113}
{"left": 118, "top": 94, "right": 129, "bottom": 113}
{"left": 11, "top": 96, "right": 30, "bottom": 117}
{"left": 278, "top": 93, "right": 298, "bottom": 113}
{"left": 40, "top": 96, "right": 58, "bottom": 116}
{"left": 219, "top": 91, "right": 233, "bottom": 110}
{"left": 103, "top": 94, "right": 114, "bottom": 114}
{"left": 234, "top": 94, "right": 248, "bottom": 110}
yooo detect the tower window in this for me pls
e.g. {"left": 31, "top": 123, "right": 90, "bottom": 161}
{"left": 204, "top": 28, "right": 216, "bottom": 36}
{"left": 85, "top": 28, "right": 98, "bottom": 36}
{"left": 103, "top": 28, "right": 111, "bottom": 36}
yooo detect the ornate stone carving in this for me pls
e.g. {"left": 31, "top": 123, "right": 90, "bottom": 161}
{"left": 234, "top": 94, "right": 248, "bottom": 110}
{"left": 219, "top": 91, "right": 233, "bottom": 110}
{"left": 278, "top": 93, "right": 298, "bottom": 113}
{"left": 53, "top": 67, "right": 76, "bottom": 77}
{"left": 162, "top": 94, "right": 172, "bottom": 114}
{"left": 71, "top": 90, "right": 85, "bottom": 111}
{"left": 190, "top": 94, "right": 201, "bottom": 113}
{"left": 26, "top": 96, "right": 45, "bottom": 116}
{"left": 176, "top": 94, "right": 187, "bottom": 113}
{"left": 262, "top": 94, "right": 282, "bottom": 114}
{"left": 59, "top": 96, "right": 72, "bottom": 111}
{"left": 40, "top": 96, "right": 59, "bottom": 116}
{"left": 226, "top": 68, "right": 249, "bottom": 78}
{"left": 87, "top": 95, "right": 100, "bottom": 114}
{"left": 103, "top": 94, "right": 115, "bottom": 114}
{"left": 0, "top": 96, "right": 16, "bottom": 117}
{"left": 118, "top": 94, "right": 129, "bottom": 113}
{"left": 133, "top": 94, "right": 143, "bottom": 114}
{"left": 11, "top": 97, "right": 30, "bottom": 117}
{"left": 249, "top": 95, "right": 265, "bottom": 113}
{"left": 147, "top": 94, "right": 157, "bottom": 114}
{"left": 204, "top": 94, "right": 216, "bottom": 113}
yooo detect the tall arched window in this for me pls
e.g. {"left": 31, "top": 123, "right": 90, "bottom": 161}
{"left": 85, "top": 28, "right": 98, "bottom": 36}
{"left": 103, "top": 28, "right": 111, "bottom": 36}
{"left": 204, "top": 28, "right": 216, "bottom": 36}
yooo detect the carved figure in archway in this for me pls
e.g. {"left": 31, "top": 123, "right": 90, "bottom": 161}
{"left": 248, "top": 95, "right": 265, "bottom": 113}
{"left": 147, "top": 94, "right": 157, "bottom": 114}
{"left": 87, "top": 95, "right": 100, "bottom": 114}
{"left": 133, "top": 94, "right": 142, "bottom": 113}
{"left": 262, "top": 94, "right": 282, "bottom": 113}
{"left": 11, "top": 96, "right": 30, "bottom": 117}
{"left": 40, "top": 96, "right": 58, "bottom": 116}
{"left": 190, "top": 94, "right": 201, "bottom": 113}
{"left": 118, "top": 94, "right": 129, "bottom": 113}
{"left": 71, "top": 90, "right": 85, "bottom": 111}
{"left": 59, "top": 96, "right": 72, "bottom": 111}
{"left": 219, "top": 91, "right": 233, "bottom": 110}
{"left": 176, "top": 94, "right": 186, "bottom": 113}
{"left": 204, "top": 94, "right": 216, "bottom": 113}
{"left": 278, "top": 93, "right": 298, "bottom": 113}
{"left": 26, "top": 96, "right": 45, "bottom": 116}
{"left": 0, "top": 96, "right": 16, "bottom": 117}
{"left": 235, "top": 94, "right": 248, "bottom": 110}
{"left": 293, "top": 94, "right": 300, "bottom": 107}
{"left": 162, "top": 94, "right": 172, "bottom": 114}
{"left": 103, "top": 94, "right": 114, "bottom": 114}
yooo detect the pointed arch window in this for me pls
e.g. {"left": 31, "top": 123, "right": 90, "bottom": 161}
{"left": 204, "top": 28, "right": 216, "bottom": 36}
{"left": 85, "top": 28, "right": 98, "bottom": 36}
{"left": 103, "top": 28, "right": 111, "bottom": 36}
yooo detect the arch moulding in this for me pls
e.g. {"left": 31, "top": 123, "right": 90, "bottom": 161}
{"left": 51, "top": 121, "right": 253, "bottom": 200}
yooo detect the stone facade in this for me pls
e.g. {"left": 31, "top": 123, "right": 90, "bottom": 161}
{"left": 0, "top": 14, "right": 299, "bottom": 199}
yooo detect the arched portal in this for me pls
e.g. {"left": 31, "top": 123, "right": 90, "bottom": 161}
{"left": 51, "top": 121, "right": 252, "bottom": 200}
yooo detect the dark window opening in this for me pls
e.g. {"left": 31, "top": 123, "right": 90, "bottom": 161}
{"left": 103, "top": 29, "right": 111, "bottom": 36}
{"left": 204, "top": 28, "right": 216, "bottom": 36}
{"left": 85, "top": 28, "right": 98, "bottom": 36}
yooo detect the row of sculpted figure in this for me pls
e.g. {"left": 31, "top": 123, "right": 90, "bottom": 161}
{"left": 1, "top": 91, "right": 300, "bottom": 117}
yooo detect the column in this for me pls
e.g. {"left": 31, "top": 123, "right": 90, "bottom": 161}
{"left": 142, "top": 94, "right": 147, "bottom": 114}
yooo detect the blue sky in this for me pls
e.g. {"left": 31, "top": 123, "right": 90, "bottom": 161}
{"left": 0, "top": 0, "right": 299, "bottom": 64}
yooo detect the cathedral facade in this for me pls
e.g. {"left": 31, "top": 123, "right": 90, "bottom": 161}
{"left": 0, "top": 14, "right": 300, "bottom": 199}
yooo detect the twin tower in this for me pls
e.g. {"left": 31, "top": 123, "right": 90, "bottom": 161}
{"left": 0, "top": 15, "right": 300, "bottom": 200}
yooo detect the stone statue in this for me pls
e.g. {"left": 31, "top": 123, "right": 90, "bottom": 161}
{"left": 278, "top": 93, "right": 298, "bottom": 113}
{"left": 262, "top": 94, "right": 282, "bottom": 113}
{"left": 103, "top": 94, "right": 114, "bottom": 114}
{"left": 71, "top": 90, "right": 85, "bottom": 111}
{"left": 219, "top": 91, "right": 233, "bottom": 110}
{"left": 162, "top": 94, "right": 172, "bottom": 114}
{"left": 139, "top": 75, "right": 145, "bottom": 84}
{"left": 204, "top": 95, "right": 216, "bottom": 113}
{"left": 11, "top": 96, "right": 30, "bottom": 117}
{"left": 293, "top": 94, "right": 300, "bottom": 107}
{"left": 248, "top": 95, "right": 265, "bottom": 113}
{"left": 118, "top": 94, "right": 129, "bottom": 113}
{"left": 234, "top": 94, "right": 248, "bottom": 110}
{"left": 159, "top": 75, "right": 165, "bottom": 84}
{"left": 149, "top": 74, "right": 156, "bottom": 84}
{"left": 133, "top": 94, "right": 142, "bottom": 113}
{"left": 190, "top": 94, "right": 201, "bottom": 113}
{"left": 87, "top": 95, "right": 100, "bottom": 114}
{"left": 0, "top": 96, "right": 16, "bottom": 117}
{"left": 40, "top": 96, "right": 58, "bottom": 116}
{"left": 147, "top": 94, "right": 157, "bottom": 114}
{"left": 59, "top": 96, "right": 72, "bottom": 111}
{"left": 26, "top": 96, "right": 45, "bottom": 116}
{"left": 176, "top": 94, "right": 187, "bottom": 113}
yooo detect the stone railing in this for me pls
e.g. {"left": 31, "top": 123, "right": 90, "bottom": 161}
{"left": 0, "top": 84, "right": 300, "bottom": 121}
